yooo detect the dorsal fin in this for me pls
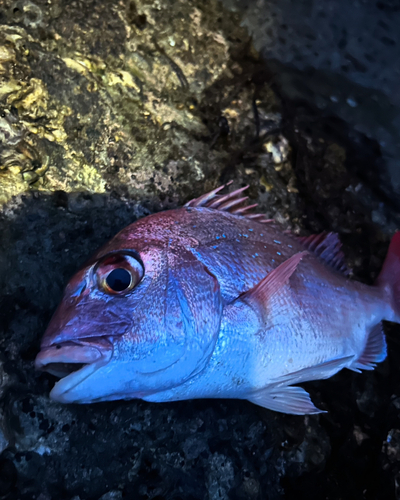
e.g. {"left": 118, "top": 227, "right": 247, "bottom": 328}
{"left": 297, "top": 232, "right": 349, "bottom": 275}
{"left": 184, "top": 182, "right": 273, "bottom": 223}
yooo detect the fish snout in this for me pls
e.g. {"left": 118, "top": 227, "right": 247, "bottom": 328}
{"left": 35, "top": 337, "right": 113, "bottom": 378}
{"left": 41, "top": 282, "right": 132, "bottom": 348}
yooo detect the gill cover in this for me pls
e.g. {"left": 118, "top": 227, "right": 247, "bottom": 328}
{"left": 124, "top": 246, "right": 223, "bottom": 393}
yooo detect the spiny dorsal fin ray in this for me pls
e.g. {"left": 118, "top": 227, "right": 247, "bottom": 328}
{"left": 185, "top": 182, "right": 272, "bottom": 223}
{"left": 297, "top": 232, "right": 350, "bottom": 276}
{"left": 208, "top": 185, "right": 248, "bottom": 208}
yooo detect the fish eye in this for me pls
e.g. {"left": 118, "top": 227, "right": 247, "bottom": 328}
{"left": 106, "top": 268, "right": 132, "bottom": 292}
{"left": 96, "top": 253, "right": 143, "bottom": 295}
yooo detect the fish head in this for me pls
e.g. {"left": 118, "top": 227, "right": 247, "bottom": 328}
{"left": 35, "top": 212, "right": 223, "bottom": 404}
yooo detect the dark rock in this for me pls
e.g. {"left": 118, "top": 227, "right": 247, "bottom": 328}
{"left": 223, "top": 0, "right": 400, "bottom": 210}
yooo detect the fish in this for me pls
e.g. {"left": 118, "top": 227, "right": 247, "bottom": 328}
{"left": 35, "top": 184, "right": 400, "bottom": 414}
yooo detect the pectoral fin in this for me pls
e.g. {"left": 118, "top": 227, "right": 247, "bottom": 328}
{"left": 247, "top": 385, "right": 325, "bottom": 415}
{"left": 240, "top": 251, "right": 308, "bottom": 316}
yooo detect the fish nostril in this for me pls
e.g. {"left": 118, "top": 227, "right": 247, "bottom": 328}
{"left": 56, "top": 345, "right": 62, "bottom": 350}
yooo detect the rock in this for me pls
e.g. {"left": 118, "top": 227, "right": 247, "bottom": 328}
{"left": 223, "top": 0, "right": 400, "bottom": 210}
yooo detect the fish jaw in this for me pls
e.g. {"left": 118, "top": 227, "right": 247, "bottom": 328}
{"left": 35, "top": 335, "right": 217, "bottom": 404}
{"left": 35, "top": 337, "right": 114, "bottom": 403}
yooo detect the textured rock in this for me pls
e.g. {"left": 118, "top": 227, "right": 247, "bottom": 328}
{"left": 224, "top": 0, "right": 400, "bottom": 209}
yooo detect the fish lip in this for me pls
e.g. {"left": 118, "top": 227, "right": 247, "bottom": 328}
{"left": 49, "top": 359, "right": 109, "bottom": 403}
{"left": 35, "top": 337, "right": 113, "bottom": 370}
{"left": 35, "top": 337, "right": 113, "bottom": 403}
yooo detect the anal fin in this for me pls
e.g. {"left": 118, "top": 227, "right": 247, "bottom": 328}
{"left": 247, "top": 386, "right": 325, "bottom": 415}
{"left": 349, "top": 323, "right": 387, "bottom": 372}
{"left": 247, "top": 355, "right": 354, "bottom": 415}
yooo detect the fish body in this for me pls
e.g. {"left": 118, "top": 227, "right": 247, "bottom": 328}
{"left": 35, "top": 186, "right": 400, "bottom": 414}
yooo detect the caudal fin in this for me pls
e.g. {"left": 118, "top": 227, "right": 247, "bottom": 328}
{"left": 377, "top": 231, "right": 400, "bottom": 317}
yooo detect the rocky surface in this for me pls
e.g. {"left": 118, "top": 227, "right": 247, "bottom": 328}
{"left": 0, "top": 0, "right": 400, "bottom": 499}
{"left": 224, "top": 0, "right": 400, "bottom": 211}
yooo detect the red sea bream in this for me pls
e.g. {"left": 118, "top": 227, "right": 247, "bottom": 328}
{"left": 35, "top": 185, "right": 400, "bottom": 414}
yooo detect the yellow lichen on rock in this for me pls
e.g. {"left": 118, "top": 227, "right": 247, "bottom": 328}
{"left": 0, "top": 170, "right": 27, "bottom": 205}
{"left": 118, "top": 2, "right": 230, "bottom": 97}
{"left": 0, "top": 25, "right": 79, "bottom": 204}
{"left": 42, "top": 147, "right": 106, "bottom": 194}
{"left": 0, "top": 79, "right": 23, "bottom": 101}
{"left": 6, "top": 77, "right": 71, "bottom": 143}
{"left": 0, "top": 0, "right": 267, "bottom": 207}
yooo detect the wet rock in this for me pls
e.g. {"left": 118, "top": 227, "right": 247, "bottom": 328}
{"left": 98, "top": 492, "right": 123, "bottom": 500}
{"left": 223, "top": 0, "right": 400, "bottom": 210}
{"left": 0, "top": 456, "right": 18, "bottom": 497}
{"left": 0, "top": 0, "right": 276, "bottom": 207}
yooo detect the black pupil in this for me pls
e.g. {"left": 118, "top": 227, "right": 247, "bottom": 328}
{"left": 106, "top": 268, "right": 131, "bottom": 292}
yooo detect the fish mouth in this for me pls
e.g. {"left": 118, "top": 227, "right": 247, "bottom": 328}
{"left": 35, "top": 337, "right": 113, "bottom": 402}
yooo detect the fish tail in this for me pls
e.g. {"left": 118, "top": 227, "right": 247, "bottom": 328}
{"left": 377, "top": 231, "right": 400, "bottom": 319}
{"left": 349, "top": 233, "right": 400, "bottom": 373}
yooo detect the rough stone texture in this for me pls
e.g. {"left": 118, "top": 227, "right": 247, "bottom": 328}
{"left": 223, "top": 0, "right": 400, "bottom": 210}
{"left": 0, "top": 0, "right": 400, "bottom": 499}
